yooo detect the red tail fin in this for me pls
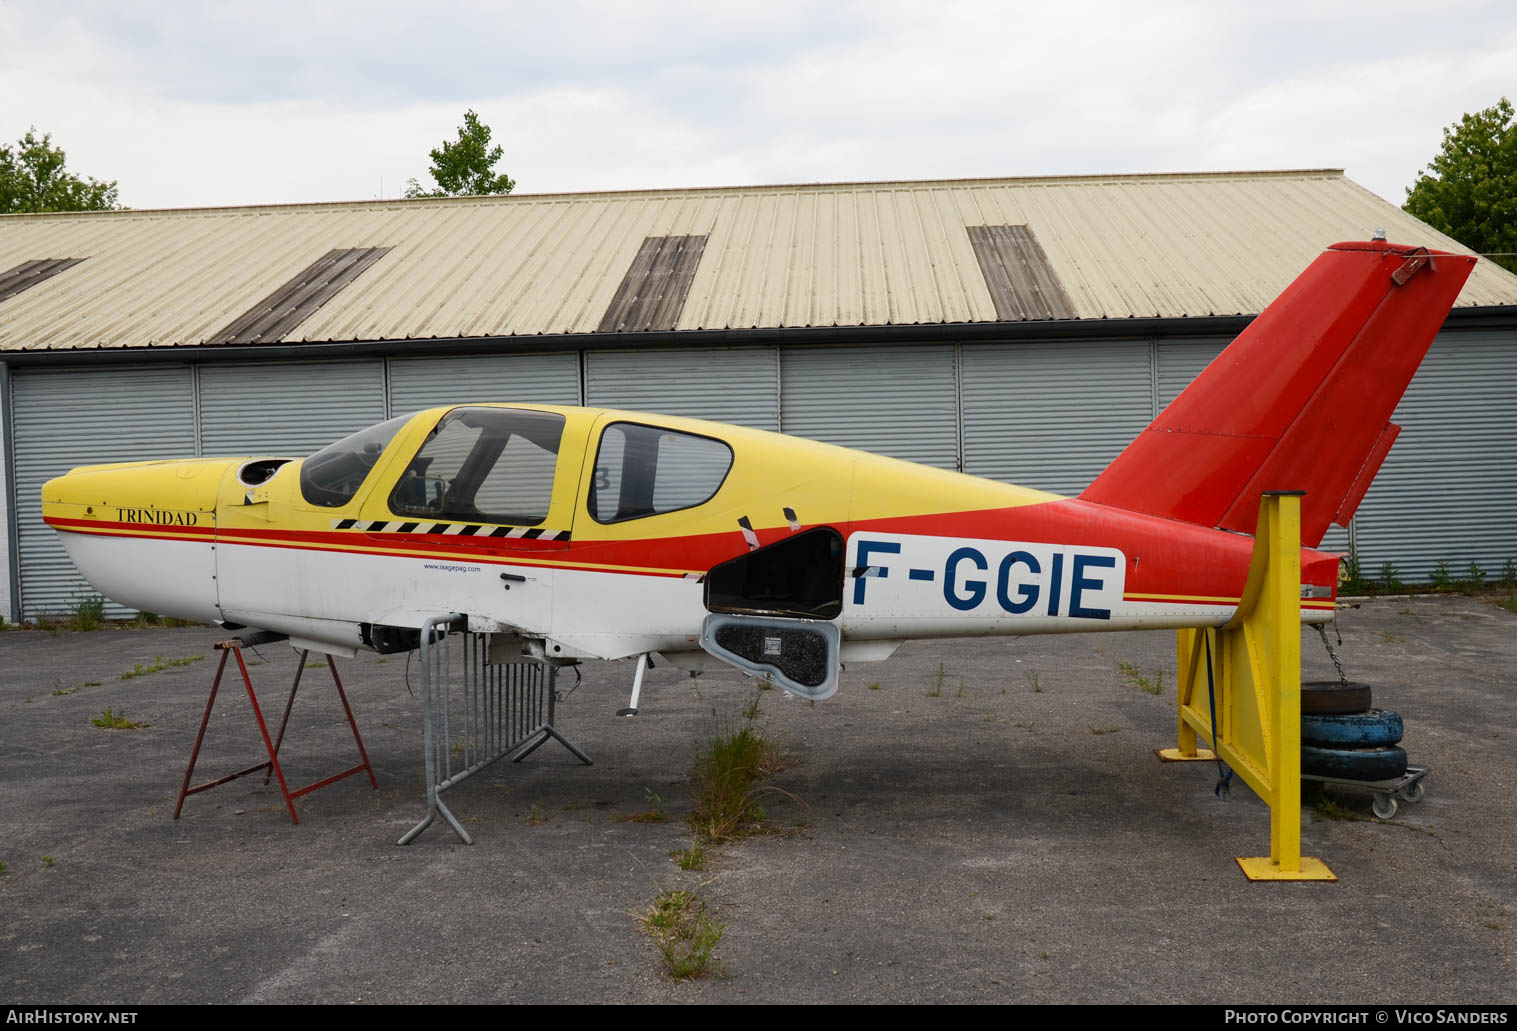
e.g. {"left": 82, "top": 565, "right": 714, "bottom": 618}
{"left": 1080, "top": 242, "right": 1476, "bottom": 546}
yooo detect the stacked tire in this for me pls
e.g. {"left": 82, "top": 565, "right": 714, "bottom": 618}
{"left": 1301, "top": 681, "right": 1408, "bottom": 782}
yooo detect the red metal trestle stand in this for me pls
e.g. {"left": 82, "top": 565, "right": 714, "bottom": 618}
{"left": 173, "top": 640, "right": 378, "bottom": 824}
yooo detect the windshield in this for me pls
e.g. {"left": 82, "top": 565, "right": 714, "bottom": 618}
{"left": 388, "top": 407, "right": 565, "bottom": 525}
{"left": 299, "top": 414, "right": 414, "bottom": 508}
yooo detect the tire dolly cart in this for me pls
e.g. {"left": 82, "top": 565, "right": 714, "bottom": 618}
{"left": 1302, "top": 764, "right": 1429, "bottom": 820}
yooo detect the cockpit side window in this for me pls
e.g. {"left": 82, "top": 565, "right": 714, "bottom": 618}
{"left": 299, "top": 414, "right": 414, "bottom": 508}
{"left": 588, "top": 422, "right": 733, "bottom": 523}
{"left": 388, "top": 407, "right": 565, "bottom": 525}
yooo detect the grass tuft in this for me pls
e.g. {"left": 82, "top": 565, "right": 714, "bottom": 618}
{"left": 687, "top": 701, "right": 781, "bottom": 843}
{"left": 927, "top": 662, "right": 945, "bottom": 697}
{"left": 1304, "top": 784, "right": 1366, "bottom": 823}
{"left": 642, "top": 889, "right": 724, "bottom": 980}
{"left": 621, "top": 788, "right": 668, "bottom": 824}
{"left": 1116, "top": 661, "right": 1164, "bottom": 695}
{"left": 69, "top": 595, "right": 107, "bottom": 632}
{"left": 120, "top": 654, "right": 204, "bottom": 680}
{"left": 91, "top": 707, "right": 147, "bottom": 730}
{"left": 671, "top": 840, "right": 708, "bottom": 871}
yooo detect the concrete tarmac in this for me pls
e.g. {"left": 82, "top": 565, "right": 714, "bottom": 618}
{"left": 1, "top": 596, "right": 1513, "bottom": 1004}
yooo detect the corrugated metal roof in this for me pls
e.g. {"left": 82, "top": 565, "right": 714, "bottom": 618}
{"left": 1, "top": 170, "right": 1514, "bottom": 352}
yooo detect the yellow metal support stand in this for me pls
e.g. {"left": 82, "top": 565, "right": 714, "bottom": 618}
{"left": 1168, "top": 492, "right": 1336, "bottom": 882}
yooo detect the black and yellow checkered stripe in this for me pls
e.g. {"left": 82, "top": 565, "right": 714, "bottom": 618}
{"left": 330, "top": 519, "right": 570, "bottom": 541}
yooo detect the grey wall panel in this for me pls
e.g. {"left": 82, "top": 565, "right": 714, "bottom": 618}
{"left": 1157, "top": 338, "right": 1229, "bottom": 411}
{"left": 1353, "top": 330, "right": 1517, "bottom": 582}
{"left": 779, "top": 345, "right": 958, "bottom": 469}
{"left": 388, "top": 353, "right": 581, "bottom": 414}
{"left": 12, "top": 365, "right": 195, "bottom": 618}
{"left": 1319, "top": 523, "right": 1351, "bottom": 556}
{"left": 962, "top": 339, "right": 1153, "bottom": 494}
{"left": 584, "top": 348, "right": 779, "bottom": 430}
{"left": 198, "top": 360, "right": 387, "bottom": 456}
{"left": 1, "top": 362, "right": 13, "bottom": 622}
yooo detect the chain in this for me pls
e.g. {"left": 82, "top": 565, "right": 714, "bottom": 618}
{"left": 1314, "top": 623, "right": 1348, "bottom": 686}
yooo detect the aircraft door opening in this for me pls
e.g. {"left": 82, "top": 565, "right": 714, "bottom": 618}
{"left": 699, "top": 528, "right": 845, "bottom": 699}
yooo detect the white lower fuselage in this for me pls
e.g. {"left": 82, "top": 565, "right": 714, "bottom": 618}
{"left": 59, "top": 524, "right": 1333, "bottom": 663}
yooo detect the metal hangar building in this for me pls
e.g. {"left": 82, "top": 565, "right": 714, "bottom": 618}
{"left": 2, "top": 169, "right": 1515, "bottom": 620}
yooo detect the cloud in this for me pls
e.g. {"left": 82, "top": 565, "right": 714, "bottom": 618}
{"left": 2, "top": 0, "right": 1513, "bottom": 208}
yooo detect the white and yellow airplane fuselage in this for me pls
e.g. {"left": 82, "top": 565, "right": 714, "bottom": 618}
{"left": 40, "top": 242, "right": 1477, "bottom": 698}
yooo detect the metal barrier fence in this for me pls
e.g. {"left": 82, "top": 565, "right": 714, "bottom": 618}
{"left": 398, "top": 614, "right": 591, "bottom": 845}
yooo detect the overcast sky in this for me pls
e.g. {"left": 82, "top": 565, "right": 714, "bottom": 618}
{"left": 2, "top": 0, "right": 1513, "bottom": 210}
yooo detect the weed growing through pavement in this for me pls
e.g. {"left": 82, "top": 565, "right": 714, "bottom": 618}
{"left": 69, "top": 595, "right": 106, "bottom": 632}
{"left": 91, "top": 708, "right": 147, "bottom": 729}
{"left": 687, "top": 696, "right": 782, "bottom": 843}
{"left": 642, "top": 889, "right": 725, "bottom": 981}
{"left": 1304, "top": 784, "right": 1367, "bottom": 823}
{"left": 1026, "top": 671, "right": 1042, "bottom": 693}
{"left": 927, "top": 663, "right": 945, "bottom": 697}
{"left": 1116, "top": 661, "right": 1164, "bottom": 695}
{"left": 671, "top": 840, "right": 708, "bottom": 871}
{"left": 120, "top": 654, "right": 204, "bottom": 680}
{"left": 621, "top": 788, "right": 668, "bottom": 824}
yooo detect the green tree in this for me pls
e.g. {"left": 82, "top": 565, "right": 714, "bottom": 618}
{"left": 1404, "top": 98, "right": 1517, "bottom": 274}
{"left": 405, "top": 110, "right": 515, "bottom": 198}
{"left": 0, "top": 127, "right": 121, "bottom": 214}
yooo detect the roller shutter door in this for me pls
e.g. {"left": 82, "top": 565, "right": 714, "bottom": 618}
{"left": 779, "top": 345, "right": 958, "bottom": 470}
{"left": 11, "top": 365, "right": 195, "bottom": 618}
{"left": 388, "top": 353, "right": 581, "bottom": 414}
{"left": 584, "top": 348, "right": 779, "bottom": 430}
{"left": 962, "top": 339, "right": 1152, "bottom": 495}
{"left": 197, "top": 360, "right": 387, "bottom": 456}
{"left": 1354, "top": 330, "right": 1517, "bottom": 582}
{"left": 1157, "top": 338, "right": 1228, "bottom": 410}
